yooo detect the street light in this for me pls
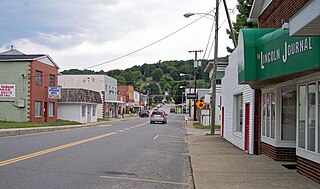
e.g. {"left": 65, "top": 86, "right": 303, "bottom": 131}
{"left": 183, "top": 6, "right": 217, "bottom": 134}
{"left": 180, "top": 73, "right": 193, "bottom": 116}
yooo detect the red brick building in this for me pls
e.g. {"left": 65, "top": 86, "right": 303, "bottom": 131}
{"left": 248, "top": 0, "right": 320, "bottom": 183}
{"left": 0, "top": 48, "right": 59, "bottom": 122}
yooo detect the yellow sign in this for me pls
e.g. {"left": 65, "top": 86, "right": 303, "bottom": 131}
{"left": 196, "top": 100, "right": 206, "bottom": 109}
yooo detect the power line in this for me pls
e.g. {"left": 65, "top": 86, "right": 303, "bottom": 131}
{"left": 85, "top": 12, "right": 212, "bottom": 70}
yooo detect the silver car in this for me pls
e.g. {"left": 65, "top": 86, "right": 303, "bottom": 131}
{"left": 150, "top": 110, "right": 167, "bottom": 124}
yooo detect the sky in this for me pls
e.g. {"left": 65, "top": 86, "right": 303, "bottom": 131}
{"left": 0, "top": 0, "right": 238, "bottom": 71}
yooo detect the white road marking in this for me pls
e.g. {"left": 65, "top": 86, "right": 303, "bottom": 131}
{"left": 153, "top": 135, "right": 159, "bottom": 140}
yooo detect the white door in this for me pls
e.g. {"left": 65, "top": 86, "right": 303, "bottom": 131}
{"left": 87, "top": 105, "right": 92, "bottom": 122}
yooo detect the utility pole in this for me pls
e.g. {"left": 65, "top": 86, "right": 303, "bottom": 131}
{"left": 188, "top": 50, "right": 202, "bottom": 121}
{"left": 223, "top": 0, "right": 237, "bottom": 48}
{"left": 211, "top": 0, "right": 219, "bottom": 135}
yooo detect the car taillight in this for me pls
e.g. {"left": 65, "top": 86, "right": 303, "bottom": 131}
{"left": 150, "top": 114, "right": 154, "bottom": 117}
{"left": 160, "top": 114, "right": 164, "bottom": 117}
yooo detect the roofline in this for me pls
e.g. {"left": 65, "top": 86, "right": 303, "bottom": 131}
{"left": 204, "top": 61, "right": 228, "bottom": 73}
{"left": 248, "top": 0, "right": 264, "bottom": 23}
{"left": 0, "top": 54, "right": 60, "bottom": 69}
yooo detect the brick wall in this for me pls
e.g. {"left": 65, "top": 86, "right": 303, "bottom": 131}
{"left": 259, "top": 0, "right": 309, "bottom": 28}
{"left": 261, "top": 142, "right": 296, "bottom": 162}
{"left": 297, "top": 156, "right": 320, "bottom": 184}
{"left": 29, "top": 60, "right": 58, "bottom": 122}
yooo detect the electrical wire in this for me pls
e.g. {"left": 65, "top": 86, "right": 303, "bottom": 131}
{"left": 84, "top": 11, "right": 212, "bottom": 70}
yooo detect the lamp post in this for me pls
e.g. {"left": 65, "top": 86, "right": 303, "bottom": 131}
{"left": 180, "top": 73, "right": 193, "bottom": 116}
{"left": 183, "top": 4, "right": 218, "bottom": 133}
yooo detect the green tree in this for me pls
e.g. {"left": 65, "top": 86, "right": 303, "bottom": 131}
{"left": 144, "top": 83, "right": 160, "bottom": 95}
{"left": 151, "top": 68, "right": 164, "bottom": 82}
{"left": 226, "top": 0, "right": 257, "bottom": 53}
{"left": 114, "top": 76, "right": 126, "bottom": 86}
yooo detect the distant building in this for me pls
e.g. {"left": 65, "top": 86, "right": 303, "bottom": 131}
{"left": 58, "top": 74, "right": 122, "bottom": 118}
{"left": 0, "top": 48, "right": 59, "bottom": 122}
{"left": 58, "top": 88, "right": 102, "bottom": 123}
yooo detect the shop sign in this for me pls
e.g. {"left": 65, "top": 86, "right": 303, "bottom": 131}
{"left": 238, "top": 28, "right": 320, "bottom": 84}
{"left": 0, "top": 84, "right": 15, "bottom": 97}
{"left": 48, "top": 87, "right": 60, "bottom": 99}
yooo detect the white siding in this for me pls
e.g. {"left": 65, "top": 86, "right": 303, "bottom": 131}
{"left": 58, "top": 75, "right": 105, "bottom": 118}
{"left": 58, "top": 104, "right": 83, "bottom": 123}
{"left": 221, "top": 48, "right": 255, "bottom": 154}
{"left": 58, "top": 103, "right": 98, "bottom": 123}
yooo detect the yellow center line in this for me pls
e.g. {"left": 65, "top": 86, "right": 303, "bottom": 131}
{"left": 0, "top": 132, "right": 116, "bottom": 167}
{"left": 100, "top": 175, "right": 189, "bottom": 186}
{"left": 0, "top": 121, "right": 149, "bottom": 168}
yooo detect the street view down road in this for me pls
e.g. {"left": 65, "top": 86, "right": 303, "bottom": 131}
{"left": 0, "top": 112, "right": 192, "bottom": 189}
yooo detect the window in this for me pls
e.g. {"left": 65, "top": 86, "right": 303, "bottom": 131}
{"left": 318, "top": 82, "right": 320, "bottom": 153}
{"left": 281, "top": 90, "right": 296, "bottom": 141}
{"left": 82, "top": 105, "right": 86, "bottom": 117}
{"left": 49, "top": 74, "right": 55, "bottom": 87}
{"left": 261, "top": 91, "right": 275, "bottom": 139}
{"left": 234, "top": 94, "right": 243, "bottom": 132}
{"left": 216, "top": 79, "right": 221, "bottom": 85}
{"left": 35, "top": 71, "right": 42, "bottom": 85}
{"left": 298, "top": 85, "right": 306, "bottom": 148}
{"left": 35, "top": 101, "right": 42, "bottom": 117}
{"left": 307, "top": 83, "right": 316, "bottom": 151}
{"left": 92, "top": 105, "right": 96, "bottom": 116}
{"left": 48, "top": 102, "right": 55, "bottom": 116}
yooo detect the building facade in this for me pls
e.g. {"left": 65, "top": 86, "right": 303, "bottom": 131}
{"left": 58, "top": 88, "right": 102, "bottom": 123}
{"left": 221, "top": 48, "right": 256, "bottom": 154}
{"left": 58, "top": 74, "right": 119, "bottom": 119}
{"left": 0, "top": 49, "right": 59, "bottom": 122}
{"left": 239, "top": 0, "right": 320, "bottom": 182}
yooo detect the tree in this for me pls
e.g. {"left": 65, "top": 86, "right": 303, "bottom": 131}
{"left": 226, "top": 0, "right": 257, "bottom": 53}
{"left": 151, "top": 68, "right": 164, "bottom": 82}
{"left": 114, "top": 76, "right": 126, "bottom": 86}
{"left": 144, "top": 83, "right": 160, "bottom": 95}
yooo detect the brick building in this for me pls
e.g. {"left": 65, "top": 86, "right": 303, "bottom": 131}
{"left": 0, "top": 48, "right": 59, "bottom": 122}
{"left": 242, "top": 0, "right": 320, "bottom": 183}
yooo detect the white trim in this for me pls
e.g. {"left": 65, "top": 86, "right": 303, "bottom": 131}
{"left": 289, "top": 0, "right": 320, "bottom": 36}
{"left": 297, "top": 148, "right": 320, "bottom": 164}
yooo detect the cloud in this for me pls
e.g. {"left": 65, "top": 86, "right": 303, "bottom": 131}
{"left": 0, "top": 0, "right": 238, "bottom": 71}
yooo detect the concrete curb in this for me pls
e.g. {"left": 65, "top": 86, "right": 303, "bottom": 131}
{"left": 0, "top": 116, "right": 138, "bottom": 138}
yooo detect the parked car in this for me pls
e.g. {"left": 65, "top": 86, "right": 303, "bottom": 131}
{"left": 150, "top": 110, "right": 167, "bottom": 124}
{"left": 170, "top": 108, "right": 175, "bottom": 113}
{"left": 139, "top": 110, "right": 150, "bottom": 117}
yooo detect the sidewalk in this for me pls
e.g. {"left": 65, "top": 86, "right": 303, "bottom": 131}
{"left": 0, "top": 116, "right": 137, "bottom": 138}
{"left": 185, "top": 120, "right": 320, "bottom": 189}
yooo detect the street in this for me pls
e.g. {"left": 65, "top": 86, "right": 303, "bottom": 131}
{"left": 0, "top": 113, "right": 192, "bottom": 189}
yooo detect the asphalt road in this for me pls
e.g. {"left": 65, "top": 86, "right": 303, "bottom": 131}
{"left": 0, "top": 113, "right": 192, "bottom": 189}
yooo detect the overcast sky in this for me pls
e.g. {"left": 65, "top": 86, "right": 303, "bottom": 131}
{"left": 0, "top": 0, "right": 238, "bottom": 71}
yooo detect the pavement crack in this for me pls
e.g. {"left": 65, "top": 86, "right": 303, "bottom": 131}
{"left": 103, "top": 171, "right": 138, "bottom": 177}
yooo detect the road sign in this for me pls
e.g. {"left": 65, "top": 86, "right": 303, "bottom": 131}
{"left": 187, "top": 93, "right": 197, "bottom": 99}
{"left": 196, "top": 99, "right": 206, "bottom": 109}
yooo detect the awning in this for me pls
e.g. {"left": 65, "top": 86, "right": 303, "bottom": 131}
{"left": 105, "top": 100, "right": 125, "bottom": 104}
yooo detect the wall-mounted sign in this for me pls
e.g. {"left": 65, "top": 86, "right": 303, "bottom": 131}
{"left": 0, "top": 84, "right": 15, "bottom": 97}
{"left": 48, "top": 87, "right": 60, "bottom": 99}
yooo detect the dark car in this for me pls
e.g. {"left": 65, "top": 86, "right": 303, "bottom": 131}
{"left": 139, "top": 110, "right": 150, "bottom": 117}
{"left": 170, "top": 108, "right": 175, "bottom": 113}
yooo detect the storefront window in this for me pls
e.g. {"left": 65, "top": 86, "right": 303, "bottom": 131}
{"left": 262, "top": 91, "right": 275, "bottom": 139}
{"left": 271, "top": 92, "right": 275, "bottom": 139}
{"left": 48, "top": 102, "right": 55, "bottom": 117}
{"left": 318, "top": 82, "right": 320, "bottom": 153}
{"left": 82, "top": 105, "right": 86, "bottom": 117}
{"left": 307, "top": 83, "right": 316, "bottom": 151}
{"left": 262, "top": 93, "right": 266, "bottom": 136}
{"left": 298, "top": 85, "right": 306, "bottom": 148}
{"left": 281, "top": 90, "right": 296, "bottom": 141}
{"left": 266, "top": 93, "right": 270, "bottom": 137}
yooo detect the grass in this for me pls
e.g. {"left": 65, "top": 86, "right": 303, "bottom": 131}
{"left": 0, "top": 119, "right": 81, "bottom": 129}
{"left": 97, "top": 118, "right": 112, "bottom": 122}
{"left": 193, "top": 122, "right": 221, "bottom": 130}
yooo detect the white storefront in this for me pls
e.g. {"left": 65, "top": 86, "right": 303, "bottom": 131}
{"left": 221, "top": 48, "right": 255, "bottom": 154}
